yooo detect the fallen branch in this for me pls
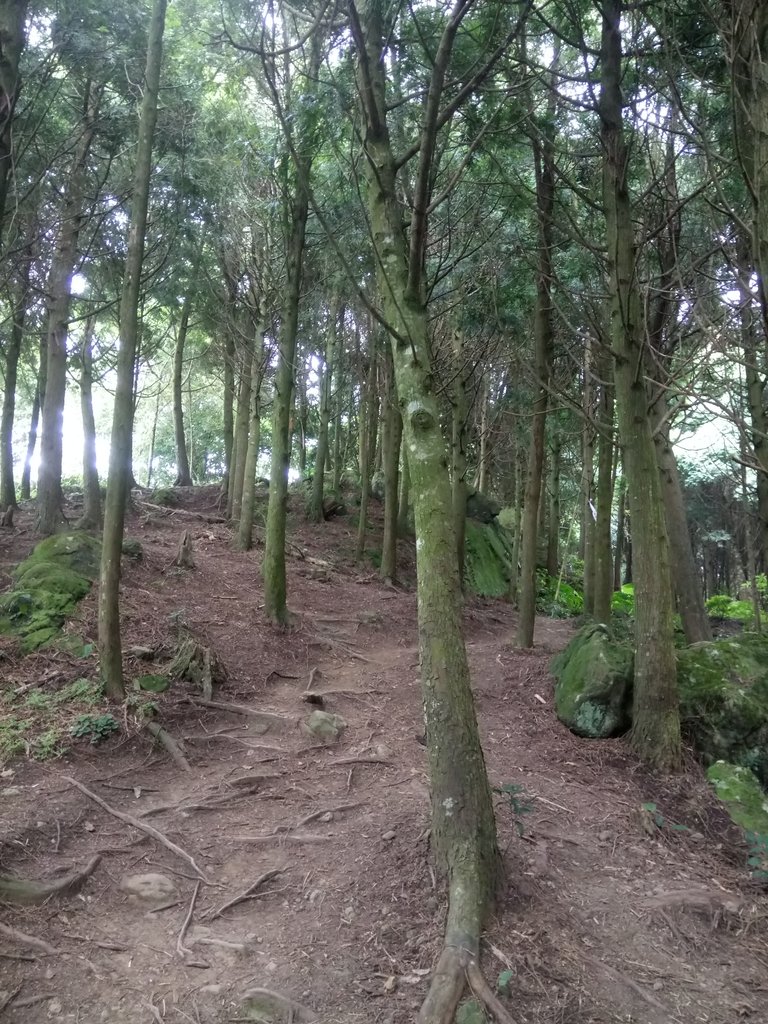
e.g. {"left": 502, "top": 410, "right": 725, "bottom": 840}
{"left": 0, "top": 855, "right": 101, "bottom": 905}
{"left": 177, "top": 880, "right": 201, "bottom": 958}
{"left": 137, "top": 501, "right": 226, "bottom": 523}
{"left": 231, "top": 833, "right": 331, "bottom": 844}
{"left": 186, "top": 697, "right": 295, "bottom": 724}
{"left": 0, "top": 922, "right": 60, "bottom": 955}
{"left": 326, "top": 756, "right": 393, "bottom": 767}
{"left": 0, "top": 986, "right": 21, "bottom": 1011}
{"left": 62, "top": 776, "right": 208, "bottom": 881}
{"left": 207, "top": 869, "right": 285, "bottom": 920}
{"left": 145, "top": 722, "right": 191, "bottom": 772}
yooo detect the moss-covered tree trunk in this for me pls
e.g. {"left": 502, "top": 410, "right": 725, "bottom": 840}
{"left": 351, "top": 2, "right": 500, "bottom": 1013}
{"left": 228, "top": 349, "right": 251, "bottom": 520}
{"left": 172, "top": 290, "right": 194, "bottom": 487}
{"left": 237, "top": 326, "right": 266, "bottom": 551}
{"left": 37, "top": 81, "right": 101, "bottom": 536}
{"left": 451, "top": 330, "right": 468, "bottom": 584}
{"left": 599, "top": 0, "right": 680, "bottom": 769}
{"left": 355, "top": 349, "right": 377, "bottom": 561}
{"left": 581, "top": 336, "right": 596, "bottom": 615}
{"left": 78, "top": 316, "right": 101, "bottom": 530}
{"left": 98, "top": 0, "right": 167, "bottom": 700}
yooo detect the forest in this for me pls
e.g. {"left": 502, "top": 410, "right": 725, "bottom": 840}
{"left": 1, "top": 0, "right": 768, "bottom": 1022}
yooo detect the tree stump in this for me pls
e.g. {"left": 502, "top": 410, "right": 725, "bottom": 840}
{"left": 175, "top": 529, "right": 195, "bottom": 568}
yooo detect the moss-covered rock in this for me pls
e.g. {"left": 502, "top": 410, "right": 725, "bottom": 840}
{"left": 678, "top": 634, "right": 768, "bottom": 786}
{"left": 151, "top": 487, "right": 179, "bottom": 507}
{"left": 707, "top": 761, "right": 768, "bottom": 835}
{"left": 15, "top": 531, "right": 101, "bottom": 580}
{"left": 135, "top": 674, "right": 170, "bottom": 693}
{"left": 551, "top": 624, "right": 634, "bottom": 738}
{"left": 466, "top": 490, "right": 501, "bottom": 524}
{"left": 121, "top": 538, "right": 143, "bottom": 560}
{"left": 0, "top": 532, "right": 99, "bottom": 651}
{"left": 464, "top": 520, "right": 514, "bottom": 598}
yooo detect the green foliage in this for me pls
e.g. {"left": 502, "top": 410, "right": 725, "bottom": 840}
{"left": 70, "top": 713, "right": 119, "bottom": 745}
{"left": 705, "top": 594, "right": 754, "bottom": 624}
{"left": 611, "top": 584, "right": 635, "bottom": 616}
{"left": 464, "top": 521, "right": 515, "bottom": 598}
{"left": 536, "top": 570, "right": 583, "bottom": 617}
{"left": 493, "top": 782, "right": 534, "bottom": 836}
{"left": 31, "top": 728, "right": 66, "bottom": 760}
{"left": 0, "top": 717, "right": 32, "bottom": 761}
{"left": 57, "top": 678, "right": 102, "bottom": 705}
{"left": 746, "top": 832, "right": 768, "bottom": 882}
{"left": 640, "top": 802, "right": 691, "bottom": 833}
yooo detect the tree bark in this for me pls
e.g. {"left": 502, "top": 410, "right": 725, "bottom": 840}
{"left": 172, "top": 290, "right": 194, "bottom": 486}
{"left": 451, "top": 329, "right": 468, "bottom": 584}
{"left": 593, "top": 344, "right": 615, "bottom": 625}
{"left": 581, "top": 336, "right": 596, "bottom": 615}
{"left": 599, "top": 0, "right": 681, "bottom": 769}
{"left": 545, "top": 430, "right": 560, "bottom": 576}
{"left": 350, "top": 7, "right": 500, "bottom": 1013}
{"left": 19, "top": 347, "right": 42, "bottom": 502}
{"left": 308, "top": 304, "right": 338, "bottom": 523}
{"left": 77, "top": 316, "right": 101, "bottom": 530}
{"left": 37, "top": 80, "right": 101, "bottom": 535}
{"left": 237, "top": 319, "right": 267, "bottom": 551}
{"left": 380, "top": 346, "right": 402, "bottom": 582}
{"left": 98, "top": 0, "right": 167, "bottom": 699}
{"left": 0, "top": 237, "right": 31, "bottom": 510}
{"left": 355, "top": 348, "right": 377, "bottom": 561}
{"left": 0, "top": 0, "right": 27, "bottom": 251}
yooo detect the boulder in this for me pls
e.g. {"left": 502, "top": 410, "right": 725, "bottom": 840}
{"left": 678, "top": 634, "right": 768, "bottom": 787}
{"left": 466, "top": 489, "right": 501, "bottom": 523}
{"left": 464, "top": 520, "right": 515, "bottom": 598}
{"left": 302, "top": 710, "right": 346, "bottom": 744}
{"left": 707, "top": 761, "right": 768, "bottom": 836}
{"left": 551, "top": 624, "right": 634, "bottom": 738}
{"left": 0, "top": 532, "right": 100, "bottom": 651}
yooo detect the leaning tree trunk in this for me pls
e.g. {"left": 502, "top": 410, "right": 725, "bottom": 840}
{"left": 36, "top": 81, "right": 101, "bottom": 536}
{"left": 600, "top": 0, "right": 680, "bottom": 770}
{"left": 77, "top": 316, "right": 101, "bottom": 530}
{"left": 351, "top": 3, "right": 500, "bottom": 1016}
{"left": 99, "top": 0, "right": 167, "bottom": 699}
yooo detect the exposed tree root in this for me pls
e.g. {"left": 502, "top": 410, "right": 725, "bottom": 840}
{"left": 0, "top": 922, "right": 60, "bottom": 955}
{"left": 207, "top": 868, "right": 285, "bottom": 920}
{"left": 176, "top": 880, "right": 201, "bottom": 958}
{"left": 186, "top": 696, "right": 295, "bottom": 725}
{"left": 0, "top": 854, "right": 101, "bottom": 905}
{"left": 63, "top": 776, "right": 208, "bottom": 881}
{"left": 145, "top": 722, "right": 190, "bottom": 771}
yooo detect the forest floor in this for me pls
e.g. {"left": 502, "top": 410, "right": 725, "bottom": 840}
{"left": 0, "top": 487, "right": 767, "bottom": 1024}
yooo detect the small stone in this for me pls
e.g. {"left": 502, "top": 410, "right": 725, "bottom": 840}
{"left": 1, "top": 787, "right": 21, "bottom": 796}
{"left": 45, "top": 968, "right": 55, "bottom": 980}
{"left": 652, "top": 980, "right": 663, "bottom": 991}
{"left": 319, "top": 812, "right": 333, "bottom": 822}
{"left": 598, "top": 830, "right": 611, "bottom": 842}
{"left": 382, "top": 830, "right": 396, "bottom": 841}
{"left": 47, "top": 999, "right": 63, "bottom": 1016}
{"left": 266, "top": 960, "right": 278, "bottom": 973}
{"left": 121, "top": 872, "right": 177, "bottom": 902}
{"left": 83, "top": 821, "right": 95, "bottom": 832}
{"left": 199, "top": 984, "right": 223, "bottom": 995}
{"left": 383, "top": 975, "right": 397, "bottom": 993}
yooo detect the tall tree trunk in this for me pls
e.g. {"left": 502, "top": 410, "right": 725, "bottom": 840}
{"left": 77, "top": 316, "right": 101, "bottom": 529}
{"left": 397, "top": 446, "right": 410, "bottom": 537}
{"left": 98, "top": 0, "right": 167, "bottom": 699}
{"left": 581, "top": 337, "right": 596, "bottom": 615}
{"left": 508, "top": 450, "right": 524, "bottom": 604}
{"left": 0, "top": 0, "right": 27, "bottom": 251}
{"left": 228, "top": 349, "right": 251, "bottom": 520}
{"left": 222, "top": 329, "right": 236, "bottom": 496}
{"left": 0, "top": 239, "right": 31, "bottom": 510}
{"left": 599, "top": 0, "right": 680, "bottom": 769}
{"left": 309, "top": 305, "right": 338, "bottom": 523}
{"left": 262, "top": 109, "right": 314, "bottom": 623}
{"left": 545, "top": 430, "right": 560, "bottom": 577}
{"left": 614, "top": 474, "right": 626, "bottom": 591}
{"left": 355, "top": 350, "right": 377, "bottom": 561}
{"left": 516, "top": 78, "right": 556, "bottom": 647}
{"left": 37, "top": 81, "right": 101, "bottom": 535}
{"left": 146, "top": 385, "right": 161, "bottom": 487}
{"left": 351, "top": 7, "right": 500, "bottom": 1014}
{"left": 172, "top": 290, "right": 194, "bottom": 486}
{"left": 451, "top": 328, "right": 469, "bottom": 582}
{"left": 380, "top": 346, "right": 402, "bottom": 582}
{"left": 593, "top": 345, "right": 615, "bottom": 624}
{"left": 237, "top": 325, "right": 266, "bottom": 551}
{"left": 20, "top": 344, "right": 43, "bottom": 501}
{"left": 475, "top": 380, "right": 490, "bottom": 492}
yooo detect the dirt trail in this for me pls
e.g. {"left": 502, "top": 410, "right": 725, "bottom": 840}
{"left": 0, "top": 494, "right": 767, "bottom": 1023}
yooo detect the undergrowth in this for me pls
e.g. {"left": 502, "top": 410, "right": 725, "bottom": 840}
{"left": 0, "top": 677, "right": 111, "bottom": 763}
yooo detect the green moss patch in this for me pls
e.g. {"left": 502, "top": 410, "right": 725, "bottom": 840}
{"left": 551, "top": 624, "right": 634, "bottom": 738}
{"left": 678, "top": 634, "right": 768, "bottom": 786}
{"left": 707, "top": 761, "right": 768, "bottom": 835}
{"left": 0, "top": 532, "right": 100, "bottom": 651}
{"left": 464, "top": 520, "right": 514, "bottom": 598}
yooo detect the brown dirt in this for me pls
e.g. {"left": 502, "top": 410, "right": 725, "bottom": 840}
{"left": 1, "top": 488, "right": 767, "bottom": 1023}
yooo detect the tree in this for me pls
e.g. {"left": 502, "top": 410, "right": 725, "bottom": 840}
{"left": 99, "top": 0, "right": 168, "bottom": 699}
{"left": 599, "top": 0, "right": 681, "bottom": 770}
